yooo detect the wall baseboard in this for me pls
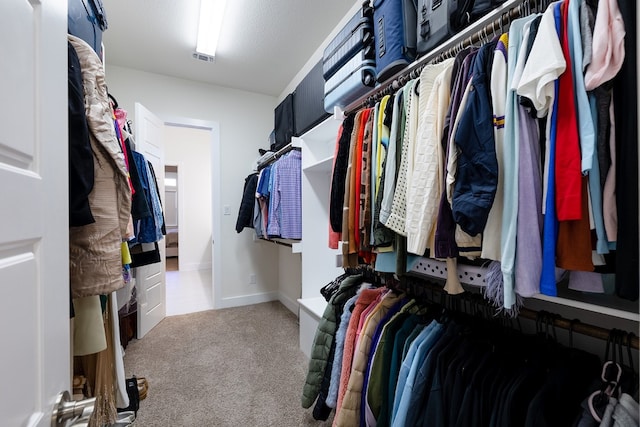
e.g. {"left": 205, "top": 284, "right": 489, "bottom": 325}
{"left": 278, "top": 292, "right": 300, "bottom": 317}
{"left": 179, "top": 262, "right": 212, "bottom": 272}
{"left": 218, "top": 291, "right": 279, "bottom": 309}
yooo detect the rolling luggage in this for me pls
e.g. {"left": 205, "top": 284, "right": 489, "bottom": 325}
{"left": 68, "top": 0, "right": 108, "bottom": 56}
{"left": 322, "top": 3, "right": 375, "bottom": 80}
{"left": 324, "top": 53, "right": 376, "bottom": 112}
{"left": 416, "top": 0, "right": 459, "bottom": 55}
{"left": 416, "top": 0, "right": 506, "bottom": 56}
{"left": 373, "top": 0, "right": 417, "bottom": 83}
{"left": 325, "top": 51, "right": 376, "bottom": 96}
{"left": 293, "top": 61, "right": 331, "bottom": 136}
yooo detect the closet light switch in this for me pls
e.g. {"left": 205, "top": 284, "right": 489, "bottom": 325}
{"left": 223, "top": 205, "right": 231, "bottom": 215}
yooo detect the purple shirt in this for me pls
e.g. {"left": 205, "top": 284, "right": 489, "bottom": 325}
{"left": 514, "top": 106, "right": 543, "bottom": 297}
{"left": 267, "top": 150, "right": 302, "bottom": 239}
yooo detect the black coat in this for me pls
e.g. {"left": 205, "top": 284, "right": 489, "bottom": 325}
{"left": 68, "top": 41, "right": 95, "bottom": 227}
{"left": 236, "top": 173, "right": 259, "bottom": 233}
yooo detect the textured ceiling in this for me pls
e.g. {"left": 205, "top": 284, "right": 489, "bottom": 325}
{"left": 102, "top": 0, "right": 355, "bottom": 96}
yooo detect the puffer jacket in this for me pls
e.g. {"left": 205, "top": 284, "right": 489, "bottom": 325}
{"left": 452, "top": 40, "right": 498, "bottom": 236}
{"left": 68, "top": 35, "right": 131, "bottom": 298}
{"left": 334, "top": 291, "right": 403, "bottom": 427}
{"left": 302, "top": 275, "right": 362, "bottom": 408}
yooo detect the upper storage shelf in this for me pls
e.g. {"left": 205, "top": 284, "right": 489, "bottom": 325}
{"left": 297, "top": 111, "right": 342, "bottom": 172}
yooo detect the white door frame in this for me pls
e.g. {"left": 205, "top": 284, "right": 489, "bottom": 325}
{"left": 162, "top": 116, "right": 222, "bottom": 309}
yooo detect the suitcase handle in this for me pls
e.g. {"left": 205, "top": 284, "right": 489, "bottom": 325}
{"left": 419, "top": 4, "right": 430, "bottom": 39}
{"left": 420, "top": 19, "right": 431, "bottom": 39}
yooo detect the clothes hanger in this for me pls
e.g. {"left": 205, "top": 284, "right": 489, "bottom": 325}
{"left": 108, "top": 92, "right": 119, "bottom": 109}
{"left": 568, "top": 318, "right": 580, "bottom": 349}
{"left": 588, "top": 329, "right": 626, "bottom": 422}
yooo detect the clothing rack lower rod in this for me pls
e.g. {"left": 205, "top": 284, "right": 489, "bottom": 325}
{"left": 398, "top": 277, "right": 639, "bottom": 349}
{"left": 518, "top": 307, "right": 639, "bottom": 350}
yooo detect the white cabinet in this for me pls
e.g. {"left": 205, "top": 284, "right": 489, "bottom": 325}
{"left": 298, "top": 116, "right": 344, "bottom": 299}
{"left": 295, "top": 114, "right": 344, "bottom": 356}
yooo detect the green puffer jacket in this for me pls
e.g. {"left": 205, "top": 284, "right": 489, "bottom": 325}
{"left": 301, "top": 275, "right": 362, "bottom": 408}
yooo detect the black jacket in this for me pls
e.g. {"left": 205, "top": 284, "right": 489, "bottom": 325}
{"left": 329, "top": 115, "right": 355, "bottom": 233}
{"left": 236, "top": 173, "right": 259, "bottom": 233}
{"left": 68, "top": 41, "right": 95, "bottom": 227}
{"left": 452, "top": 40, "right": 498, "bottom": 236}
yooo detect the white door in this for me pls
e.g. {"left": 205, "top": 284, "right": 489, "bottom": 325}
{"left": 0, "top": 1, "right": 71, "bottom": 426}
{"left": 134, "top": 102, "right": 166, "bottom": 338}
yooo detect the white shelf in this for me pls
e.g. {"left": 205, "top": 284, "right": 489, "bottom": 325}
{"left": 303, "top": 155, "right": 333, "bottom": 173}
{"left": 298, "top": 296, "right": 328, "bottom": 319}
{"left": 299, "top": 115, "right": 342, "bottom": 145}
{"left": 256, "top": 236, "right": 302, "bottom": 253}
{"left": 300, "top": 113, "right": 345, "bottom": 301}
{"left": 529, "top": 294, "right": 640, "bottom": 322}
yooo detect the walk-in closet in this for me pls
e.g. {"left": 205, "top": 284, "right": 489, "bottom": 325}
{"left": 1, "top": 0, "right": 637, "bottom": 426}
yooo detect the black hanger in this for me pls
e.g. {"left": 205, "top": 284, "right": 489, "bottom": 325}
{"left": 568, "top": 318, "right": 580, "bottom": 349}
{"left": 108, "top": 93, "right": 119, "bottom": 109}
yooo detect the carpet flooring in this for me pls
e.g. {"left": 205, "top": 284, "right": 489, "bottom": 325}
{"left": 123, "top": 301, "right": 333, "bottom": 426}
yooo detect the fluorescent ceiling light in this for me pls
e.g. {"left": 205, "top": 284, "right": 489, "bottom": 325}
{"left": 196, "top": 0, "right": 227, "bottom": 57}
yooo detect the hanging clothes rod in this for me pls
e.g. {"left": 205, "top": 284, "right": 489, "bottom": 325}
{"left": 394, "top": 275, "right": 639, "bottom": 349}
{"left": 344, "top": 0, "right": 538, "bottom": 115}
{"left": 518, "top": 307, "right": 640, "bottom": 349}
{"left": 256, "top": 142, "right": 301, "bottom": 171}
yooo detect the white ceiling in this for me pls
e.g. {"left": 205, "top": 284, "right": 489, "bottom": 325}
{"left": 102, "top": 0, "right": 355, "bottom": 97}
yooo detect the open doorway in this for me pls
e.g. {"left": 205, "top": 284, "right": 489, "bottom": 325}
{"left": 164, "top": 165, "right": 179, "bottom": 271}
{"left": 163, "top": 124, "right": 214, "bottom": 316}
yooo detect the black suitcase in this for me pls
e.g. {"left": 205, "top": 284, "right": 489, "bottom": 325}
{"left": 323, "top": 3, "right": 375, "bottom": 80}
{"left": 273, "top": 93, "right": 295, "bottom": 151}
{"left": 68, "top": 0, "right": 108, "bottom": 56}
{"left": 293, "top": 61, "right": 331, "bottom": 137}
{"left": 324, "top": 52, "right": 376, "bottom": 113}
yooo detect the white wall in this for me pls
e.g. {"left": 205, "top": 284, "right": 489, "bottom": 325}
{"left": 273, "top": 0, "right": 361, "bottom": 314}
{"left": 278, "top": 247, "right": 302, "bottom": 314}
{"left": 164, "top": 125, "right": 212, "bottom": 271}
{"left": 277, "top": 0, "right": 362, "bottom": 102}
{"left": 106, "top": 65, "right": 280, "bottom": 306}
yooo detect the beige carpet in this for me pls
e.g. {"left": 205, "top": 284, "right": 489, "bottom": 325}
{"left": 123, "top": 301, "right": 334, "bottom": 426}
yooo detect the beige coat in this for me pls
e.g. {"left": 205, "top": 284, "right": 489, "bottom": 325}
{"left": 68, "top": 35, "right": 131, "bottom": 298}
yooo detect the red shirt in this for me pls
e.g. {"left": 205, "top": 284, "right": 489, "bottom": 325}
{"left": 555, "top": 0, "right": 583, "bottom": 221}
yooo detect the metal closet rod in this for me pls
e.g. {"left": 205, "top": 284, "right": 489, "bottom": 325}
{"left": 256, "top": 143, "right": 301, "bottom": 171}
{"left": 518, "top": 307, "right": 640, "bottom": 349}
{"left": 344, "top": 0, "right": 539, "bottom": 115}
{"left": 394, "top": 276, "right": 639, "bottom": 350}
